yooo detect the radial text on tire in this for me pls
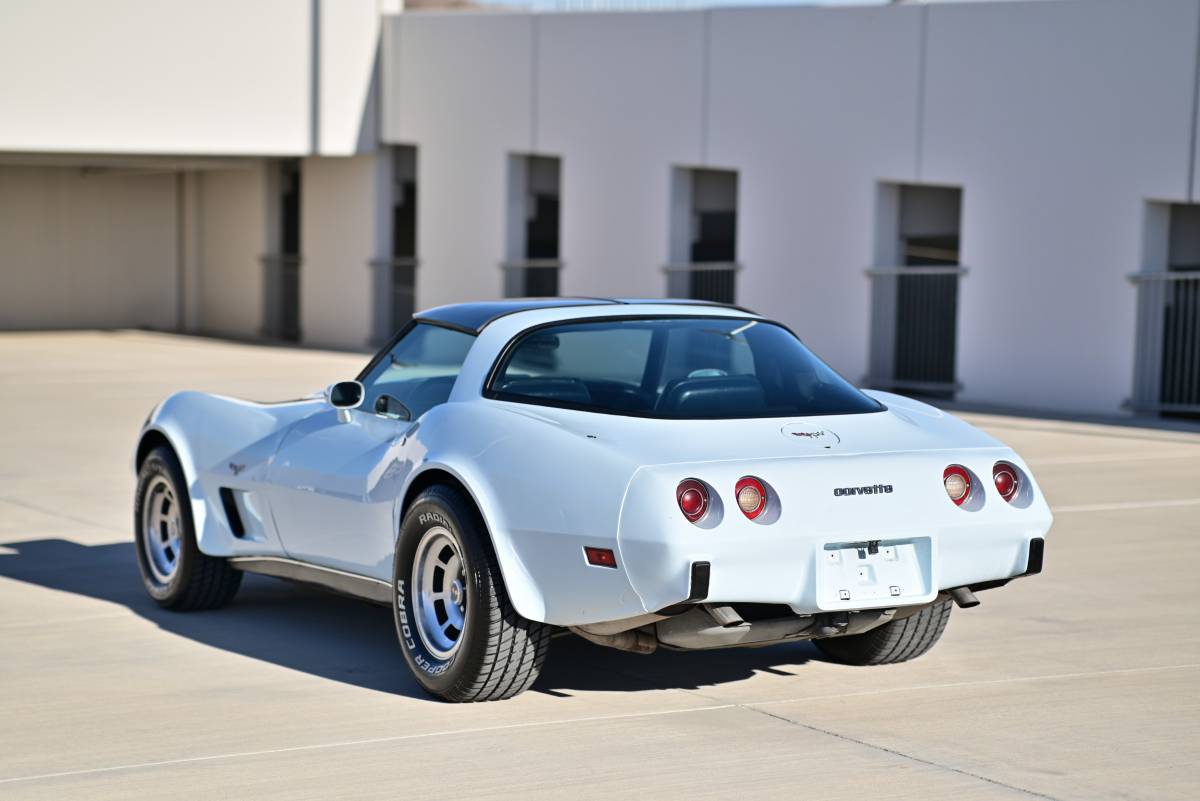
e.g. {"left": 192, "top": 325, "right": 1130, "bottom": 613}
{"left": 393, "top": 484, "right": 551, "bottom": 702}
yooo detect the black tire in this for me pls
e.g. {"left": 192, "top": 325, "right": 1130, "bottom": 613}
{"left": 134, "top": 445, "right": 242, "bottom": 610}
{"left": 393, "top": 484, "right": 551, "bottom": 702}
{"left": 814, "top": 597, "right": 952, "bottom": 665}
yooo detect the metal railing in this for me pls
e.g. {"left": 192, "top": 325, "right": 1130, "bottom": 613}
{"left": 501, "top": 259, "right": 562, "bottom": 298}
{"left": 865, "top": 265, "right": 967, "bottom": 398}
{"left": 663, "top": 261, "right": 740, "bottom": 305}
{"left": 1130, "top": 270, "right": 1200, "bottom": 414}
{"left": 370, "top": 257, "right": 419, "bottom": 345}
{"left": 260, "top": 254, "right": 302, "bottom": 342}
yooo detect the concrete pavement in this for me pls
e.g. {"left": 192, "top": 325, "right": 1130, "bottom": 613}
{"left": 1, "top": 330, "right": 1197, "bottom": 800}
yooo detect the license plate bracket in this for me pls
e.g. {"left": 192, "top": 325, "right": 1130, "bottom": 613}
{"left": 816, "top": 537, "right": 933, "bottom": 609}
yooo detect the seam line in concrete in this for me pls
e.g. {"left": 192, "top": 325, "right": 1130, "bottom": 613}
{"left": 0, "top": 703, "right": 736, "bottom": 786}
{"left": 745, "top": 706, "right": 1063, "bottom": 801}
{"left": 746, "top": 663, "right": 1200, "bottom": 708}
{"left": 1, "top": 662, "right": 1195, "bottom": 786}
{"left": 1029, "top": 451, "right": 1199, "bottom": 466}
{"left": 0, "top": 613, "right": 130, "bottom": 631}
{"left": 1053, "top": 498, "right": 1200, "bottom": 513}
{"left": 960, "top": 418, "right": 1200, "bottom": 445}
{"left": 0, "top": 495, "right": 123, "bottom": 532}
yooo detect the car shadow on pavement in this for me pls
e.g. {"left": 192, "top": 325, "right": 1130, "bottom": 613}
{"left": 0, "top": 538, "right": 816, "bottom": 701}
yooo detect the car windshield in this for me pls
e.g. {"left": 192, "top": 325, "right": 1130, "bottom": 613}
{"left": 488, "top": 317, "right": 883, "bottom": 419}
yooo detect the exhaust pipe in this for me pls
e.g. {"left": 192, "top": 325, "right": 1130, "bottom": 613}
{"left": 948, "top": 586, "right": 980, "bottom": 608}
{"left": 570, "top": 626, "right": 657, "bottom": 654}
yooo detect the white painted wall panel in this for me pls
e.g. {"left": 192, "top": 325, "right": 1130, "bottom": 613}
{"left": 300, "top": 154, "right": 381, "bottom": 350}
{"left": 921, "top": 0, "right": 1199, "bottom": 413}
{"left": 536, "top": 12, "right": 705, "bottom": 299}
{"left": 0, "top": 167, "right": 178, "bottom": 330}
{"left": 198, "top": 165, "right": 268, "bottom": 339}
{"left": 383, "top": 14, "right": 534, "bottom": 309}
{"left": 318, "top": 0, "right": 381, "bottom": 156}
{"left": 0, "top": 0, "right": 311, "bottom": 156}
{"left": 706, "top": 5, "right": 924, "bottom": 379}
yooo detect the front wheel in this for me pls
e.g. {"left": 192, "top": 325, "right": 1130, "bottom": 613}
{"left": 393, "top": 485, "right": 551, "bottom": 702}
{"left": 814, "top": 597, "right": 952, "bottom": 665}
{"left": 134, "top": 445, "right": 242, "bottom": 610}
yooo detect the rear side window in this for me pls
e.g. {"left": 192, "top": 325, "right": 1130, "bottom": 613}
{"left": 488, "top": 317, "right": 883, "bottom": 419}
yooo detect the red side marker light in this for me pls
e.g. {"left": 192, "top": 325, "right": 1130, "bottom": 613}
{"left": 584, "top": 547, "right": 618, "bottom": 569}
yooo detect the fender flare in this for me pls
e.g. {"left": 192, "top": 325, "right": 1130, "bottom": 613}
{"left": 399, "top": 461, "right": 546, "bottom": 623}
{"left": 133, "top": 422, "right": 221, "bottom": 554}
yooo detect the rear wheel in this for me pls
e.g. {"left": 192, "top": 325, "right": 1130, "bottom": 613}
{"left": 815, "top": 597, "right": 952, "bottom": 665}
{"left": 134, "top": 445, "right": 242, "bottom": 610}
{"left": 393, "top": 484, "right": 551, "bottom": 702}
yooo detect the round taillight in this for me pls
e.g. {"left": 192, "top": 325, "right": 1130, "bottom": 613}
{"left": 993, "top": 461, "right": 1020, "bottom": 503}
{"left": 676, "top": 479, "right": 709, "bottom": 523}
{"left": 735, "top": 476, "right": 767, "bottom": 520}
{"left": 943, "top": 465, "right": 971, "bottom": 507}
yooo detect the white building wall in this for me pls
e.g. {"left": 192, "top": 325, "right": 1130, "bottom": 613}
{"left": 0, "top": 0, "right": 311, "bottom": 156}
{"left": 318, "top": 0, "right": 383, "bottom": 156}
{"left": 706, "top": 4, "right": 925, "bottom": 379}
{"left": 299, "top": 154, "right": 385, "bottom": 349}
{"left": 0, "top": 0, "right": 381, "bottom": 158}
{"left": 536, "top": 12, "right": 705, "bottom": 299}
{"left": 383, "top": 14, "right": 535, "bottom": 309}
{"left": 0, "top": 166, "right": 178, "bottom": 330}
{"left": 381, "top": 0, "right": 1200, "bottom": 416}
{"left": 197, "top": 164, "right": 270, "bottom": 340}
{"left": 921, "top": 0, "right": 1199, "bottom": 413}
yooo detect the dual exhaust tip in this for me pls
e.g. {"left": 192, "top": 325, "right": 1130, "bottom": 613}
{"left": 948, "top": 586, "right": 980, "bottom": 608}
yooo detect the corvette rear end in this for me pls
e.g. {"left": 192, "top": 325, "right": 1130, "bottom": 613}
{"left": 502, "top": 398, "right": 1051, "bottom": 656}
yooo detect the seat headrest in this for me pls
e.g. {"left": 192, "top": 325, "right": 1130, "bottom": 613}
{"left": 658, "top": 375, "right": 766, "bottom": 416}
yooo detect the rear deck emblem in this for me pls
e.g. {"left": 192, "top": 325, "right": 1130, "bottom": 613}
{"left": 781, "top": 422, "right": 840, "bottom": 444}
{"left": 834, "top": 484, "right": 893, "bottom": 496}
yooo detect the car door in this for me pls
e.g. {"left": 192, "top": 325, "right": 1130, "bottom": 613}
{"left": 265, "top": 322, "right": 477, "bottom": 579}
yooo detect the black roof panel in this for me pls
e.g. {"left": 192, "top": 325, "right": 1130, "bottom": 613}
{"left": 415, "top": 299, "right": 617, "bottom": 333}
{"left": 415, "top": 297, "right": 757, "bottom": 333}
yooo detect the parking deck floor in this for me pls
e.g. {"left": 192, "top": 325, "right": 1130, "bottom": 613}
{"left": 1, "top": 330, "right": 1197, "bottom": 800}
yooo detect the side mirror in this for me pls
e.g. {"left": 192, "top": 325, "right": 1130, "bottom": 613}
{"left": 327, "top": 380, "right": 364, "bottom": 423}
{"left": 374, "top": 393, "right": 412, "bottom": 422}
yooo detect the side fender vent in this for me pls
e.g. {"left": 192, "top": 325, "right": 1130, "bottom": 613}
{"left": 219, "top": 487, "right": 246, "bottom": 538}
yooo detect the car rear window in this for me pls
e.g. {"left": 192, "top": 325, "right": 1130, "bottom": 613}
{"left": 488, "top": 317, "right": 883, "bottom": 419}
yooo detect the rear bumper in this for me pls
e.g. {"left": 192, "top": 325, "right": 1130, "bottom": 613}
{"left": 613, "top": 524, "right": 1049, "bottom": 618}
{"left": 661, "top": 535, "right": 1044, "bottom": 615}
{"left": 503, "top": 453, "right": 1052, "bottom": 627}
{"left": 509, "top": 517, "right": 1049, "bottom": 627}
{"left": 611, "top": 455, "right": 1053, "bottom": 622}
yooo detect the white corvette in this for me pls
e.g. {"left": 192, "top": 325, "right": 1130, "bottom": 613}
{"left": 134, "top": 299, "right": 1052, "bottom": 701}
